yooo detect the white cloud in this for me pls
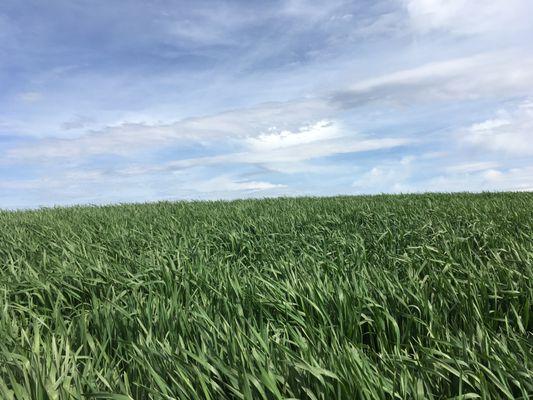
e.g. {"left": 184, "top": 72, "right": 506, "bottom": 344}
{"left": 402, "top": 0, "right": 532, "bottom": 34}
{"left": 4, "top": 0, "right": 533, "bottom": 209}
{"left": 4, "top": 99, "right": 406, "bottom": 171}
{"left": 336, "top": 53, "right": 533, "bottom": 106}
{"left": 161, "top": 0, "right": 350, "bottom": 47}
{"left": 7, "top": 50, "right": 533, "bottom": 163}
{"left": 245, "top": 120, "right": 341, "bottom": 151}
{"left": 6, "top": 99, "right": 333, "bottom": 161}
{"left": 352, "top": 11, "right": 405, "bottom": 38}
{"left": 167, "top": 136, "right": 410, "bottom": 170}
{"left": 461, "top": 100, "right": 533, "bottom": 156}
{"left": 352, "top": 156, "right": 414, "bottom": 193}
{"left": 352, "top": 156, "right": 533, "bottom": 194}
{"left": 348, "top": 56, "right": 481, "bottom": 91}
{"left": 481, "top": 169, "right": 504, "bottom": 182}
{"left": 165, "top": 6, "right": 251, "bottom": 46}
{"left": 99, "top": 121, "right": 409, "bottom": 178}
{"left": 183, "top": 176, "right": 286, "bottom": 193}
{"left": 446, "top": 161, "right": 500, "bottom": 174}
{"left": 281, "top": 0, "right": 347, "bottom": 21}
{"left": 424, "top": 166, "right": 533, "bottom": 192}
{"left": 0, "top": 168, "right": 288, "bottom": 208}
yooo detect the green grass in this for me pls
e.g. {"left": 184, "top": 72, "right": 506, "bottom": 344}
{"left": 0, "top": 193, "right": 532, "bottom": 399}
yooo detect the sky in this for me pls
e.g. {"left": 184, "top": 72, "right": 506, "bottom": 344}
{"left": 1, "top": 0, "right": 532, "bottom": 208}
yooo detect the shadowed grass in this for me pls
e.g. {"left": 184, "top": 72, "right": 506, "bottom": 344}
{"left": 0, "top": 193, "right": 532, "bottom": 399}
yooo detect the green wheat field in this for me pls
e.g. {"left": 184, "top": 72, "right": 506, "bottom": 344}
{"left": 0, "top": 193, "right": 532, "bottom": 399}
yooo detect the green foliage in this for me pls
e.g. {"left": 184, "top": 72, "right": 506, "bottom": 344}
{"left": 0, "top": 193, "right": 532, "bottom": 399}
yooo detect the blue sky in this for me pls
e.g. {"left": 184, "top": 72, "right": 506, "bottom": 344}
{"left": 1, "top": 0, "right": 532, "bottom": 208}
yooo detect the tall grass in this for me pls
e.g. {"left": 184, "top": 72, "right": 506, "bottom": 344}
{"left": 0, "top": 193, "right": 531, "bottom": 399}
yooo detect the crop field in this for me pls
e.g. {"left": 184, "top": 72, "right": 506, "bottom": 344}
{"left": 0, "top": 193, "right": 532, "bottom": 399}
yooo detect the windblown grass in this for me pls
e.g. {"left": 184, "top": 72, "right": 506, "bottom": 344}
{"left": 0, "top": 193, "right": 532, "bottom": 399}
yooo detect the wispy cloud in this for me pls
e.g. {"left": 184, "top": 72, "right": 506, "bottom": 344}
{"left": 460, "top": 100, "right": 533, "bottom": 156}
{"left": 182, "top": 175, "right": 287, "bottom": 193}
{"left": 8, "top": 51, "right": 532, "bottom": 163}
{"left": 1, "top": 0, "right": 532, "bottom": 208}
{"left": 108, "top": 123, "right": 410, "bottom": 177}
{"left": 401, "top": 0, "right": 533, "bottom": 35}
{"left": 169, "top": 136, "right": 410, "bottom": 168}
{"left": 334, "top": 52, "right": 533, "bottom": 107}
{"left": 4, "top": 99, "right": 333, "bottom": 160}
{"left": 424, "top": 166, "right": 533, "bottom": 192}
{"left": 445, "top": 161, "right": 500, "bottom": 174}
{"left": 352, "top": 155, "right": 415, "bottom": 193}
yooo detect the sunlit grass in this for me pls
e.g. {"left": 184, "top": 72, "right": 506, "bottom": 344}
{"left": 1, "top": 193, "right": 532, "bottom": 399}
